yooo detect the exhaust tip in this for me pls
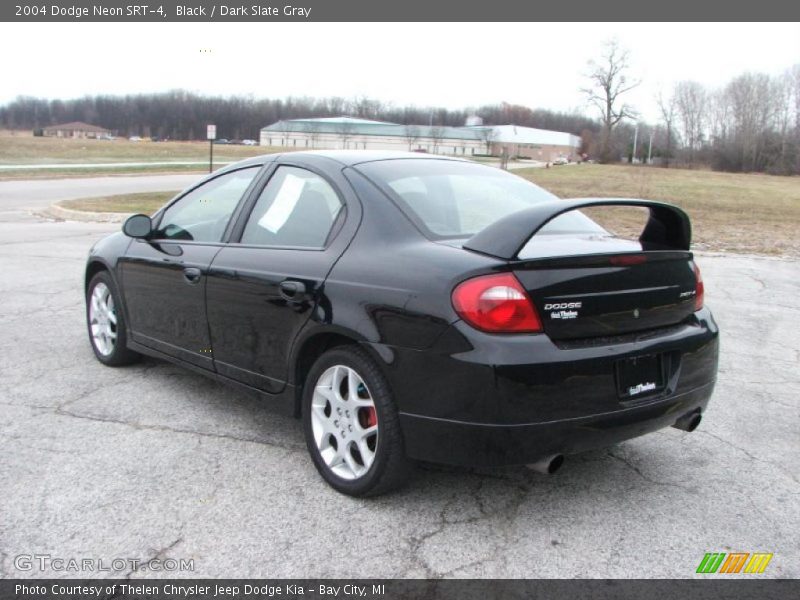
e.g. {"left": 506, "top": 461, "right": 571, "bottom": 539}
{"left": 672, "top": 411, "right": 702, "bottom": 432}
{"left": 526, "top": 454, "right": 564, "bottom": 475}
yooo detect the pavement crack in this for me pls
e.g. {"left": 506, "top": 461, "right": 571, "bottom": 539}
{"left": 53, "top": 407, "right": 305, "bottom": 451}
{"left": 125, "top": 536, "right": 185, "bottom": 580}
{"left": 697, "top": 430, "right": 800, "bottom": 486}
{"left": 606, "top": 450, "right": 694, "bottom": 490}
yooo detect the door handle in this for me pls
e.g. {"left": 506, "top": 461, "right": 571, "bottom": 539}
{"left": 279, "top": 280, "right": 307, "bottom": 302}
{"left": 183, "top": 267, "right": 203, "bottom": 284}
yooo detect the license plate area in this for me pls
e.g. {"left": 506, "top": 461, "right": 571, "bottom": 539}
{"left": 616, "top": 354, "right": 665, "bottom": 399}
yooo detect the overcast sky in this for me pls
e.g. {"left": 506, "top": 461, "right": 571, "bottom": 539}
{"left": 1, "top": 22, "right": 798, "bottom": 122}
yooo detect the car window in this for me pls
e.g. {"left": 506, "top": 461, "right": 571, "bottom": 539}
{"left": 240, "top": 166, "right": 343, "bottom": 248}
{"left": 154, "top": 167, "right": 260, "bottom": 242}
{"left": 358, "top": 159, "right": 606, "bottom": 239}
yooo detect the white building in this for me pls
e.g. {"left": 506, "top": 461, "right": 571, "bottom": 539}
{"left": 260, "top": 117, "right": 581, "bottom": 161}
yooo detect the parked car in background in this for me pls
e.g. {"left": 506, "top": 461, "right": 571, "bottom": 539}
{"left": 84, "top": 151, "right": 719, "bottom": 496}
{"left": 128, "top": 136, "right": 142, "bottom": 142}
{"left": 214, "top": 138, "right": 230, "bottom": 145}
{"left": 552, "top": 156, "right": 569, "bottom": 165}
{"left": 242, "top": 139, "right": 258, "bottom": 146}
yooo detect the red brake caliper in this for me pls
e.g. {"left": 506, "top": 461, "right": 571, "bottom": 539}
{"left": 360, "top": 407, "right": 377, "bottom": 428}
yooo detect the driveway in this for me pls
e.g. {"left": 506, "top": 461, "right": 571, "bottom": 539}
{"left": 0, "top": 188, "right": 797, "bottom": 578}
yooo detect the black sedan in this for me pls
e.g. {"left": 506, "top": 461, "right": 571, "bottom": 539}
{"left": 85, "top": 151, "right": 719, "bottom": 496}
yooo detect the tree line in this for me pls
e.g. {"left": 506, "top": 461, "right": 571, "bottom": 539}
{"left": 581, "top": 40, "right": 800, "bottom": 175}
{"left": 0, "top": 91, "right": 598, "bottom": 143}
{"left": 2, "top": 55, "right": 798, "bottom": 175}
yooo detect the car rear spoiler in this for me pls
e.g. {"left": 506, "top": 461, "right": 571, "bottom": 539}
{"left": 463, "top": 198, "right": 692, "bottom": 260}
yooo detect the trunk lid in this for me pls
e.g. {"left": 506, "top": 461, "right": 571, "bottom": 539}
{"left": 512, "top": 233, "right": 697, "bottom": 340}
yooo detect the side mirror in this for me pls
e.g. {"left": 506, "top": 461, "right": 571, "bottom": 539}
{"left": 122, "top": 214, "right": 153, "bottom": 239}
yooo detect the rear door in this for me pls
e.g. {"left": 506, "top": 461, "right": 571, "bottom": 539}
{"left": 120, "top": 166, "right": 261, "bottom": 368}
{"left": 205, "top": 158, "right": 360, "bottom": 392}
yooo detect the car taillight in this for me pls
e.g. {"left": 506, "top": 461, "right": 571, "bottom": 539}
{"left": 693, "top": 263, "right": 704, "bottom": 311}
{"left": 452, "top": 273, "right": 542, "bottom": 333}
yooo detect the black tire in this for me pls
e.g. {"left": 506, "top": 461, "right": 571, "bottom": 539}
{"left": 85, "top": 271, "right": 141, "bottom": 366}
{"left": 302, "top": 345, "right": 411, "bottom": 497}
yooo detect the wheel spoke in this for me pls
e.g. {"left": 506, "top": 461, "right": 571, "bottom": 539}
{"left": 343, "top": 446, "right": 362, "bottom": 477}
{"left": 314, "top": 384, "right": 335, "bottom": 405}
{"left": 357, "top": 438, "right": 376, "bottom": 469}
{"left": 358, "top": 424, "right": 378, "bottom": 437}
{"left": 347, "top": 369, "right": 361, "bottom": 402}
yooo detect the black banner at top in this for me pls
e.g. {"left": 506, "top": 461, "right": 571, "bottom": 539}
{"left": 2, "top": 0, "right": 800, "bottom": 22}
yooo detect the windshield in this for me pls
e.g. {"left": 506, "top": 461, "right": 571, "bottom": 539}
{"left": 357, "top": 159, "right": 606, "bottom": 239}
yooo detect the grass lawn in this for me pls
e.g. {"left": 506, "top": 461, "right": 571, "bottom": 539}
{"left": 60, "top": 191, "right": 178, "bottom": 214}
{"left": 0, "top": 164, "right": 212, "bottom": 180}
{"left": 518, "top": 164, "right": 800, "bottom": 256}
{"left": 0, "top": 130, "right": 280, "bottom": 178}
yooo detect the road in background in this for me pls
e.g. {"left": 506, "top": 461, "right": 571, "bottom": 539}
{"left": 0, "top": 173, "right": 202, "bottom": 216}
{"left": 0, "top": 178, "right": 797, "bottom": 578}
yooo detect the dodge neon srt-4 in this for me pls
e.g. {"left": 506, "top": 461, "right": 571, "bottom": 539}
{"left": 85, "top": 151, "right": 719, "bottom": 496}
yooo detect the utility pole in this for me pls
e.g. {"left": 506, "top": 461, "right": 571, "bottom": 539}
{"left": 632, "top": 125, "right": 639, "bottom": 164}
{"left": 647, "top": 131, "right": 654, "bottom": 165}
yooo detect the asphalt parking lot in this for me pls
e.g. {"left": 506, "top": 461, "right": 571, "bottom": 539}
{"left": 0, "top": 183, "right": 798, "bottom": 578}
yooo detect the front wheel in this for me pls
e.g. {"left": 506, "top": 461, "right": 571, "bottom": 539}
{"left": 86, "top": 271, "right": 141, "bottom": 366}
{"left": 302, "top": 346, "right": 411, "bottom": 496}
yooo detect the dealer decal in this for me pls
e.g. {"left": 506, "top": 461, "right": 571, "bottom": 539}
{"left": 544, "top": 301, "right": 582, "bottom": 320}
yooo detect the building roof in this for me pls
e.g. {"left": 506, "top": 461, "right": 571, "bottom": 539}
{"left": 482, "top": 125, "right": 581, "bottom": 148}
{"left": 262, "top": 117, "right": 580, "bottom": 147}
{"left": 292, "top": 116, "right": 397, "bottom": 125}
{"left": 262, "top": 118, "right": 484, "bottom": 142}
{"left": 43, "top": 121, "right": 109, "bottom": 132}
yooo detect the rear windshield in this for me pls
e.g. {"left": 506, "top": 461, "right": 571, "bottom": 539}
{"left": 357, "top": 158, "right": 605, "bottom": 239}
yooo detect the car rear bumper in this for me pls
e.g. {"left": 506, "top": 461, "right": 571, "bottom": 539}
{"left": 371, "top": 308, "right": 719, "bottom": 467}
{"left": 399, "top": 380, "right": 715, "bottom": 466}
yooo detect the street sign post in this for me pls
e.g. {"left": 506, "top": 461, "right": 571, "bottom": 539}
{"left": 207, "top": 124, "right": 216, "bottom": 173}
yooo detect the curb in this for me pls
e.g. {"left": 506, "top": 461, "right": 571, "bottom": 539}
{"left": 42, "top": 202, "right": 133, "bottom": 223}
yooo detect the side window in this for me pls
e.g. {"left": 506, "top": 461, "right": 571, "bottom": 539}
{"left": 240, "top": 166, "right": 343, "bottom": 248}
{"left": 154, "top": 167, "right": 260, "bottom": 242}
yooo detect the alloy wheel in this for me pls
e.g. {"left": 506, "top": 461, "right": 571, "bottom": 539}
{"left": 88, "top": 282, "right": 117, "bottom": 356}
{"left": 310, "top": 365, "right": 379, "bottom": 480}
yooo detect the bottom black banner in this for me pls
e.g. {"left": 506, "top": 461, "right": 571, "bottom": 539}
{"left": 1, "top": 580, "right": 798, "bottom": 600}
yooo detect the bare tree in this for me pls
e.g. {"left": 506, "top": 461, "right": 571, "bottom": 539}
{"left": 475, "top": 126, "right": 496, "bottom": 155}
{"left": 336, "top": 120, "right": 356, "bottom": 149}
{"left": 303, "top": 121, "right": 322, "bottom": 148}
{"left": 581, "top": 39, "right": 639, "bottom": 162}
{"left": 350, "top": 95, "right": 383, "bottom": 120}
{"left": 429, "top": 126, "right": 445, "bottom": 154}
{"left": 404, "top": 125, "right": 421, "bottom": 151}
{"left": 674, "top": 81, "right": 707, "bottom": 165}
{"left": 656, "top": 89, "right": 678, "bottom": 167}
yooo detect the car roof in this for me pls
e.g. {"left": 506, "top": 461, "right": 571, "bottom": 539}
{"left": 231, "top": 150, "right": 470, "bottom": 169}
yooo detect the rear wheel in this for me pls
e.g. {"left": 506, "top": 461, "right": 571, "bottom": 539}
{"left": 86, "top": 271, "right": 140, "bottom": 366}
{"left": 302, "top": 346, "right": 410, "bottom": 496}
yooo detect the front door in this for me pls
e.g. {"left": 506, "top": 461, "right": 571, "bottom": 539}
{"left": 120, "top": 166, "right": 261, "bottom": 368}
